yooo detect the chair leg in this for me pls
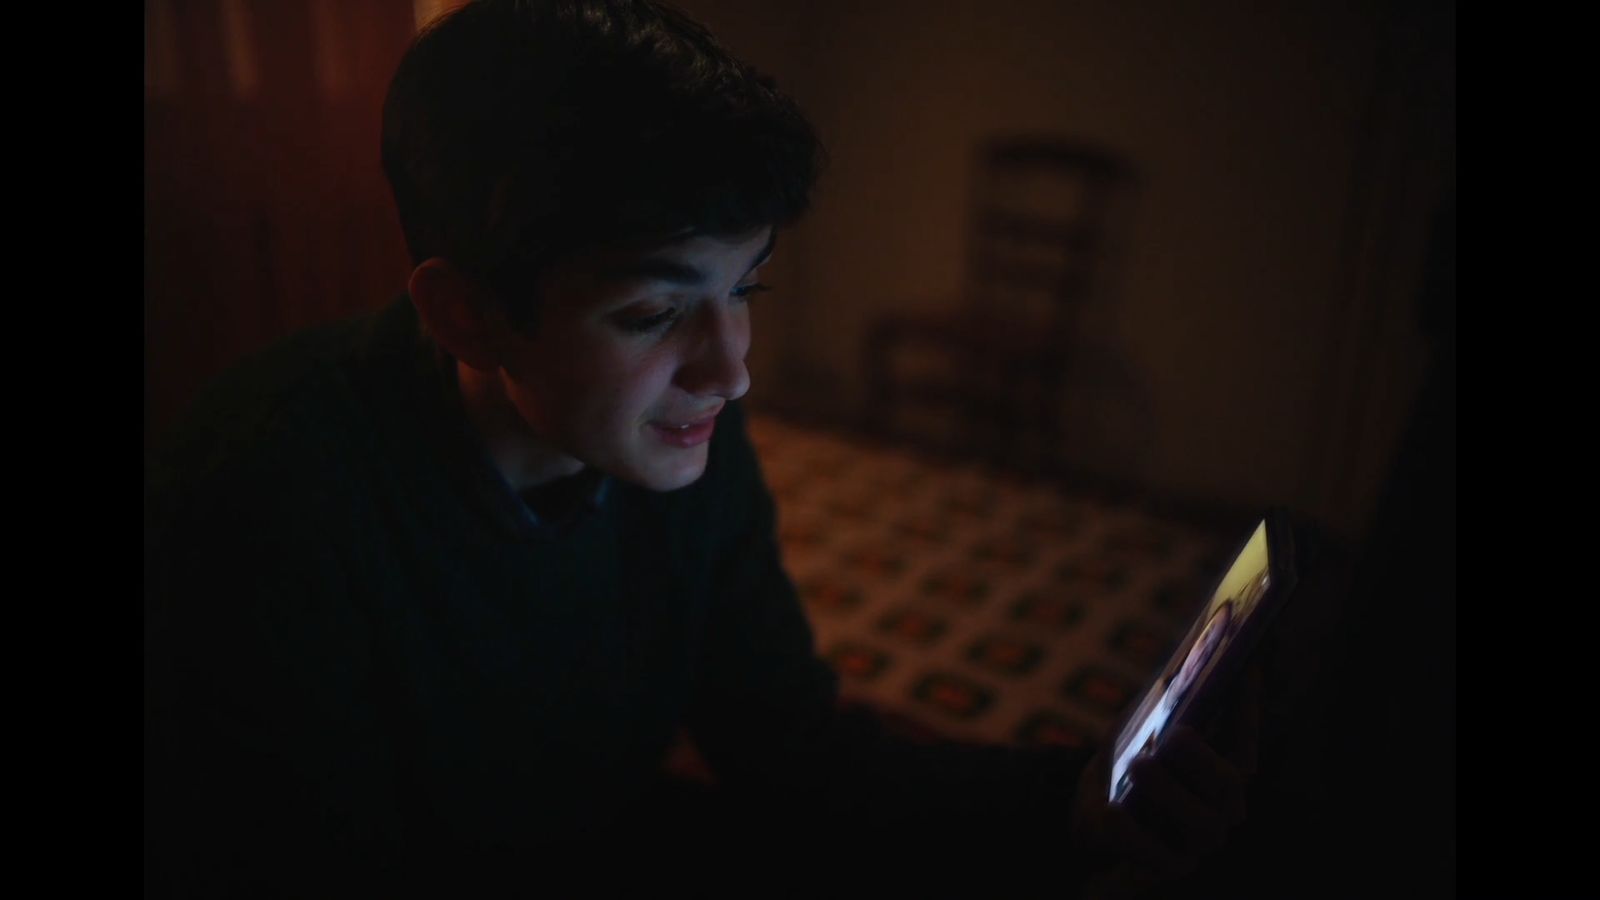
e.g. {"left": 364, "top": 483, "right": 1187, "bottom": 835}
{"left": 1035, "top": 371, "right": 1063, "bottom": 478}
{"left": 862, "top": 335, "right": 893, "bottom": 440}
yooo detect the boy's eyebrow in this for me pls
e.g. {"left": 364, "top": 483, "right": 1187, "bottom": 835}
{"left": 603, "top": 230, "right": 777, "bottom": 286}
{"left": 747, "top": 230, "right": 778, "bottom": 271}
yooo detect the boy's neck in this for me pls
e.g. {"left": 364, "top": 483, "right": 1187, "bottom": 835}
{"left": 455, "top": 359, "right": 587, "bottom": 493}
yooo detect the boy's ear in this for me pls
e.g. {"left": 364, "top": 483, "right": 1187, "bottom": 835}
{"left": 408, "top": 258, "right": 510, "bottom": 372}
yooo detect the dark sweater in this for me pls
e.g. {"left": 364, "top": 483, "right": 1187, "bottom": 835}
{"left": 145, "top": 296, "right": 1093, "bottom": 891}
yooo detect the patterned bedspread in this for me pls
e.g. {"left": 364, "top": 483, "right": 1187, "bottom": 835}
{"left": 747, "top": 414, "right": 1237, "bottom": 753}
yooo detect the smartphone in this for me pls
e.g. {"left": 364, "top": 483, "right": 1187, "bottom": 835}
{"left": 1109, "top": 509, "right": 1299, "bottom": 803}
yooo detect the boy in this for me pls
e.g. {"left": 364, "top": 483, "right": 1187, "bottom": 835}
{"left": 146, "top": 0, "right": 1252, "bottom": 891}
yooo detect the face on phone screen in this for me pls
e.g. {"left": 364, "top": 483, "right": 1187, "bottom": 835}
{"left": 1109, "top": 520, "right": 1272, "bottom": 802}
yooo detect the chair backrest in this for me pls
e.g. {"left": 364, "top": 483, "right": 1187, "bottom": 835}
{"left": 963, "top": 136, "right": 1136, "bottom": 339}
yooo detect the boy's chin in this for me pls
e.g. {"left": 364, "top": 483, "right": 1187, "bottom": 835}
{"left": 632, "top": 450, "right": 711, "bottom": 492}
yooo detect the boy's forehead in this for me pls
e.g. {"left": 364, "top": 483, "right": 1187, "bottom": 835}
{"left": 599, "top": 226, "right": 773, "bottom": 268}
{"left": 562, "top": 227, "right": 775, "bottom": 285}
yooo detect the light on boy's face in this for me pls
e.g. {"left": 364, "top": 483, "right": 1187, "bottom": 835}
{"left": 496, "top": 226, "right": 775, "bottom": 491}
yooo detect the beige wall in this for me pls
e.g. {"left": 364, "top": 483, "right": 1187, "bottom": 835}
{"left": 684, "top": 0, "right": 1453, "bottom": 541}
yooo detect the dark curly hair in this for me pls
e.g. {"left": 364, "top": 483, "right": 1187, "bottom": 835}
{"left": 381, "top": 0, "right": 824, "bottom": 330}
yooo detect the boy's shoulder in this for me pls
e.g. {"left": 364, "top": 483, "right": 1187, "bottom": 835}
{"left": 147, "top": 300, "right": 417, "bottom": 523}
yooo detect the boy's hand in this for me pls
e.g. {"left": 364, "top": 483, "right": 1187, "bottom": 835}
{"left": 1070, "top": 666, "right": 1262, "bottom": 894}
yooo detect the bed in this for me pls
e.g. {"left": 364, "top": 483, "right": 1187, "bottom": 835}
{"left": 743, "top": 413, "right": 1238, "bottom": 752}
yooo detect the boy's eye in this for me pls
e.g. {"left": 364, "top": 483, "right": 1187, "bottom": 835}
{"left": 732, "top": 282, "right": 772, "bottom": 301}
{"left": 616, "top": 284, "right": 772, "bottom": 335}
{"left": 619, "top": 308, "right": 679, "bottom": 334}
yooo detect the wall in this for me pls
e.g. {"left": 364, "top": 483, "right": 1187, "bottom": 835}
{"left": 146, "top": 0, "right": 1455, "bottom": 541}
{"left": 687, "top": 0, "right": 1454, "bottom": 540}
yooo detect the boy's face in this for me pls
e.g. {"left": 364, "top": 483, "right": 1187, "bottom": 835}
{"left": 495, "top": 226, "right": 773, "bottom": 491}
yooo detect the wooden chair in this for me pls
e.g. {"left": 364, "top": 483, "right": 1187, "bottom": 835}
{"left": 863, "top": 136, "right": 1136, "bottom": 475}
